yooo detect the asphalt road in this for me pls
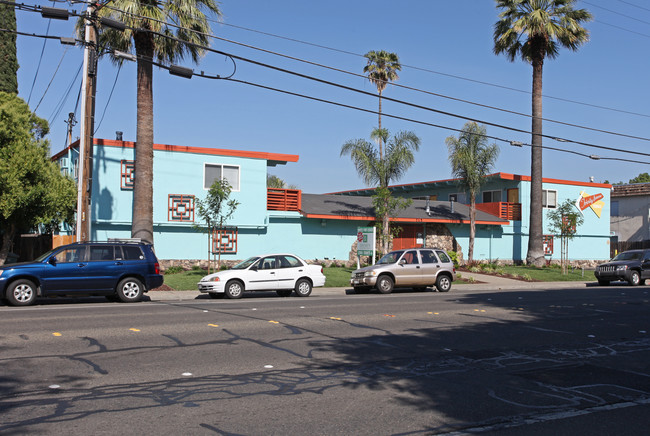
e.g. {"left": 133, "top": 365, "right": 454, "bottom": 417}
{"left": 1, "top": 285, "right": 649, "bottom": 435}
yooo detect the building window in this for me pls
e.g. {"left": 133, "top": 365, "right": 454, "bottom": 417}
{"left": 482, "top": 190, "right": 502, "bottom": 203}
{"left": 204, "top": 163, "right": 240, "bottom": 191}
{"left": 542, "top": 189, "right": 557, "bottom": 209}
{"left": 449, "top": 193, "right": 466, "bottom": 203}
{"left": 168, "top": 194, "right": 195, "bottom": 222}
{"left": 121, "top": 160, "right": 135, "bottom": 189}
{"left": 611, "top": 200, "right": 619, "bottom": 216}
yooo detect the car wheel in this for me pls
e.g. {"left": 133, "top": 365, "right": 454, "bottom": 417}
{"left": 295, "top": 279, "right": 312, "bottom": 297}
{"left": 628, "top": 271, "right": 641, "bottom": 286}
{"left": 117, "top": 277, "right": 144, "bottom": 302}
{"left": 277, "top": 289, "right": 292, "bottom": 297}
{"left": 6, "top": 279, "right": 37, "bottom": 306}
{"left": 353, "top": 287, "right": 370, "bottom": 294}
{"left": 597, "top": 279, "right": 610, "bottom": 286}
{"left": 208, "top": 292, "right": 224, "bottom": 299}
{"left": 376, "top": 275, "right": 394, "bottom": 294}
{"left": 225, "top": 280, "right": 244, "bottom": 299}
{"left": 436, "top": 275, "right": 452, "bottom": 293}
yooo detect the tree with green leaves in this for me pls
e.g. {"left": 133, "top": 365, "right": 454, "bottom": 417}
{"left": 547, "top": 199, "right": 583, "bottom": 274}
{"left": 88, "top": 0, "right": 222, "bottom": 244}
{"left": 0, "top": 92, "right": 76, "bottom": 265}
{"left": 0, "top": 4, "right": 18, "bottom": 94}
{"left": 493, "top": 0, "right": 591, "bottom": 266}
{"left": 363, "top": 50, "right": 401, "bottom": 159}
{"left": 446, "top": 122, "right": 500, "bottom": 264}
{"left": 628, "top": 173, "right": 650, "bottom": 184}
{"left": 341, "top": 128, "right": 420, "bottom": 255}
{"left": 195, "top": 179, "right": 239, "bottom": 272}
{"left": 267, "top": 174, "right": 298, "bottom": 190}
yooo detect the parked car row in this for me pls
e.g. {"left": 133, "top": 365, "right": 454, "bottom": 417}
{"left": 1, "top": 241, "right": 461, "bottom": 306}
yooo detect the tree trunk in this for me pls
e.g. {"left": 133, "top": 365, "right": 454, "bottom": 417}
{"left": 378, "top": 89, "right": 383, "bottom": 160}
{"left": 468, "top": 193, "right": 476, "bottom": 264}
{"left": 131, "top": 32, "right": 155, "bottom": 244}
{"left": 382, "top": 197, "right": 390, "bottom": 255}
{"left": 526, "top": 47, "right": 545, "bottom": 267}
{"left": 0, "top": 223, "right": 15, "bottom": 266}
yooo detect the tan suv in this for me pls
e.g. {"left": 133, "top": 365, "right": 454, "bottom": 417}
{"left": 350, "top": 248, "right": 456, "bottom": 294}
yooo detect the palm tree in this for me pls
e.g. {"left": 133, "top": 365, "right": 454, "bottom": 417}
{"left": 446, "top": 122, "right": 500, "bottom": 264}
{"left": 91, "top": 0, "right": 222, "bottom": 243}
{"left": 363, "top": 50, "right": 401, "bottom": 159}
{"left": 493, "top": 0, "right": 591, "bottom": 266}
{"left": 341, "top": 128, "right": 420, "bottom": 255}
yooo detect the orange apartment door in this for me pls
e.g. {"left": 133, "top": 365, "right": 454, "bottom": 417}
{"left": 507, "top": 188, "right": 519, "bottom": 203}
{"left": 392, "top": 225, "right": 419, "bottom": 250}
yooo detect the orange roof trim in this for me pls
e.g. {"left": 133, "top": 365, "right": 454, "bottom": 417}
{"left": 53, "top": 139, "right": 299, "bottom": 163}
{"left": 302, "top": 213, "right": 507, "bottom": 226}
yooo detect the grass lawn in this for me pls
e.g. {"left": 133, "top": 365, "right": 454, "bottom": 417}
{"left": 465, "top": 265, "right": 594, "bottom": 282}
{"left": 161, "top": 266, "right": 356, "bottom": 290}
{"left": 160, "top": 265, "right": 594, "bottom": 291}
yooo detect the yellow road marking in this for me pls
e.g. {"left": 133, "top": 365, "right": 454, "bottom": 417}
{"left": 269, "top": 320, "right": 280, "bottom": 324}
{"left": 129, "top": 328, "right": 140, "bottom": 332}
{"left": 329, "top": 317, "right": 342, "bottom": 320}
{"left": 208, "top": 324, "right": 219, "bottom": 328}
{"left": 52, "top": 332, "right": 62, "bottom": 337}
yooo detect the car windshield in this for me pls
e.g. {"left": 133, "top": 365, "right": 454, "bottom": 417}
{"left": 376, "top": 251, "right": 404, "bottom": 265}
{"left": 612, "top": 251, "right": 642, "bottom": 261}
{"left": 34, "top": 248, "right": 57, "bottom": 262}
{"left": 231, "top": 257, "right": 260, "bottom": 270}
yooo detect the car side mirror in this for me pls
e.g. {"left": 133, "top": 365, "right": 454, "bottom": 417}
{"left": 250, "top": 266, "right": 258, "bottom": 271}
{"left": 399, "top": 259, "right": 407, "bottom": 265}
{"left": 48, "top": 257, "right": 57, "bottom": 265}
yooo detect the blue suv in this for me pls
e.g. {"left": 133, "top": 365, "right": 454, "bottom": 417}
{"left": 0, "top": 241, "right": 164, "bottom": 306}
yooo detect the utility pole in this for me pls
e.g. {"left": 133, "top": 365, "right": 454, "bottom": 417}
{"left": 76, "top": 1, "right": 98, "bottom": 242}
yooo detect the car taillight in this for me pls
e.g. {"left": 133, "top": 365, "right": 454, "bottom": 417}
{"left": 321, "top": 267, "right": 323, "bottom": 274}
{"left": 154, "top": 262, "right": 160, "bottom": 274}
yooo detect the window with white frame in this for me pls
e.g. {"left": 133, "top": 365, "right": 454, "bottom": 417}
{"left": 482, "top": 190, "right": 502, "bottom": 203}
{"left": 204, "top": 163, "right": 240, "bottom": 191}
{"left": 542, "top": 189, "right": 557, "bottom": 208}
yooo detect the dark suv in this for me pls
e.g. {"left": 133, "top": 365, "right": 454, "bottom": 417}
{"left": 0, "top": 240, "right": 163, "bottom": 306}
{"left": 594, "top": 249, "right": 650, "bottom": 286}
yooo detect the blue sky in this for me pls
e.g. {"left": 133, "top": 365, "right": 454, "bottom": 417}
{"left": 14, "top": 0, "right": 650, "bottom": 193}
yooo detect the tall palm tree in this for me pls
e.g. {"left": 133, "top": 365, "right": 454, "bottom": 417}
{"left": 493, "top": 0, "right": 591, "bottom": 266}
{"left": 446, "top": 122, "right": 500, "bottom": 264}
{"left": 363, "top": 50, "right": 401, "bottom": 159}
{"left": 91, "top": 0, "right": 222, "bottom": 243}
{"left": 341, "top": 128, "right": 420, "bottom": 254}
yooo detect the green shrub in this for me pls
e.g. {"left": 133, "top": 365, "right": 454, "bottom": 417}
{"left": 191, "top": 264, "right": 205, "bottom": 272}
{"left": 522, "top": 273, "right": 532, "bottom": 281}
{"left": 164, "top": 266, "right": 184, "bottom": 275}
{"left": 447, "top": 251, "right": 459, "bottom": 267}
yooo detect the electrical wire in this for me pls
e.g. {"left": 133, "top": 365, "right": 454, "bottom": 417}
{"left": 33, "top": 44, "right": 71, "bottom": 111}
{"left": 6, "top": 17, "right": 650, "bottom": 160}
{"left": 224, "top": 77, "right": 649, "bottom": 165}
{"left": 583, "top": 0, "right": 650, "bottom": 26}
{"left": 617, "top": 0, "right": 650, "bottom": 13}
{"left": 26, "top": 0, "right": 56, "bottom": 105}
{"left": 94, "top": 62, "right": 121, "bottom": 133}
{"left": 97, "top": 1, "right": 650, "bottom": 140}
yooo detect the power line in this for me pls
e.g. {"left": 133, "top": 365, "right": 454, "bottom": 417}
{"left": 95, "top": 2, "right": 650, "bottom": 142}
{"left": 9, "top": 5, "right": 650, "bottom": 161}
{"left": 94, "top": 62, "right": 121, "bottom": 133}
{"left": 617, "top": 0, "right": 650, "bottom": 13}
{"left": 224, "top": 77, "right": 649, "bottom": 165}
{"left": 7, "top": 14, "right": 650, "bottom": 160}
{"left": 583, "top": 0, "right": 650, "bottom": 26}
{"left": 207, "top": 13, "right": 650, "bottom": 119}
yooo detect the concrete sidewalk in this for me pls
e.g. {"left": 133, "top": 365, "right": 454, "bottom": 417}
{"left": 148, "top": 271, "right": 596, "bottom": 301}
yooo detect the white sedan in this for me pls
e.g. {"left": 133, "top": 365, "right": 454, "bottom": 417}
{"left": 197, "top": 254, "right": 326, "bottom": 299}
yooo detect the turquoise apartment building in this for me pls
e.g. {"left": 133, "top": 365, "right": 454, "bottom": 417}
{"left": 53, "top": 139, "right": 611, "bottom": 263}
